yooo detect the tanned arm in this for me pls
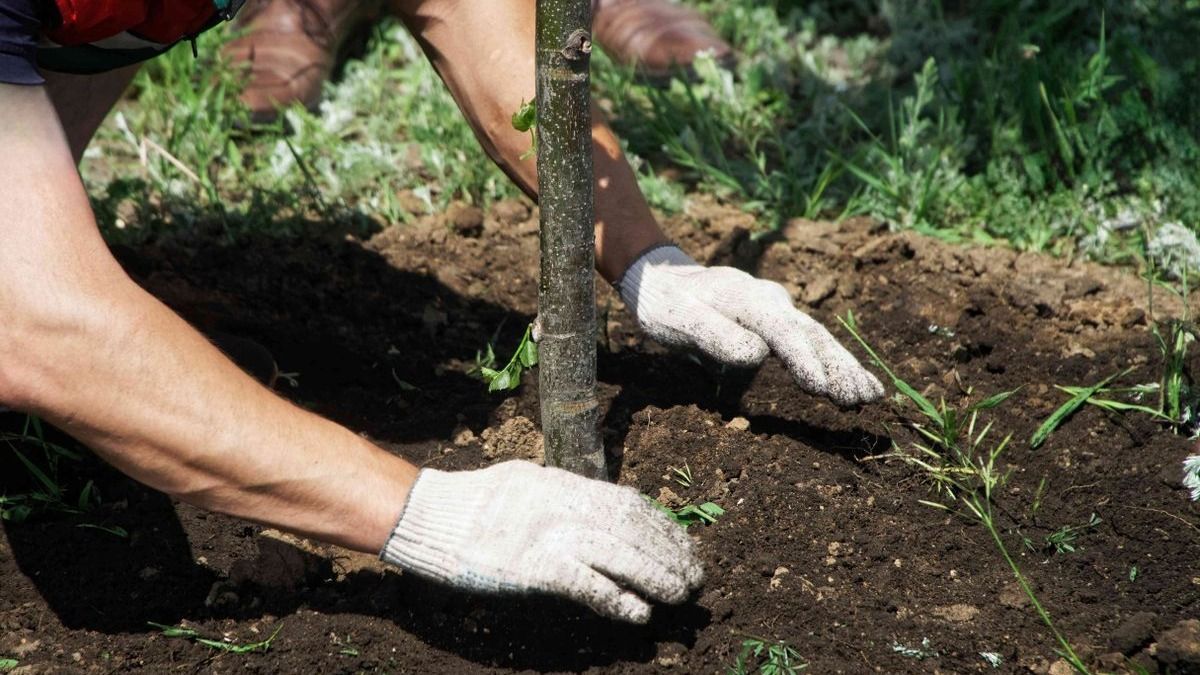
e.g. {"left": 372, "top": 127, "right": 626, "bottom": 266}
{"left": 393, "top": 0, "right": 670, "bottom": 283}
{"left": 0, "top": 84, "right": 418, "bottom": 553}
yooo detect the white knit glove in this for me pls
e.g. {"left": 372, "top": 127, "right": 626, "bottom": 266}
{"left": 380, "top": 461, "right": 703, "bottom": 623}
{"left": 618, "top": 245, "right": 884, "bottom": 406}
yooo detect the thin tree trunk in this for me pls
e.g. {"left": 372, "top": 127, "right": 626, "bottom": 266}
{"left": 535, "top": 0, "right": 605, "bottom": 479}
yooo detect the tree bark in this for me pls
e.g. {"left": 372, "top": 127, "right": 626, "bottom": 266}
{"left": 535, "top": 0, "right": 605, "bottom": 479}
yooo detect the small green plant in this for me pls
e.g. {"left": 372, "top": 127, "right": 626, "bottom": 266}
{"left": 839, "top": 311, "right": 1016, "bottom": 456}
{"left": 1153, "top": 314, "right": 1196, "bottom": 429}
{"left": 330, "top": 633, "right": 361, "bottom": 656}
{"left": 148, "top": 622, "right": 283, "bottom": 654}
{"left": 670, "top": 463, "right": 694, "bottom": 488}
{"left": 648, "top": 497, "right": 724, "bottom": 529}
{"left": 980, "top": 651, "right": 1003, "bottom": 668}
{"left": 1145, "top": 266, "right": 1197, "bottom": 432}
{"left": 728, "top": 636, "right": 806, "bottom": 675}
{"left": 1031, "top": 368, "right": 1166, "bottom": 449}
{"left": 1129, "top": 565, "right": 1139, "bottom": 582}
{"left": 841, "top": 312, "right": 1091, "bottom": 674}
{"left": 1, "top": 415, "right": 116, "bottom": 533}
{"left": 1040, "top": 513, "right": 1101, "bottom": 554}
{"left": 471, "top": 324, "right": 538, "bottom": 392}
{"left": 838, "top": 58, "right": 967, "bottom": 232}
{"left": 1029, "top": 475, "right": 1049, "bottom": 519}
{"left": 892, "top": 638, "right": 938, "bottom": 660}
{"left": 0, "top": 658, "right": 18, "bottom": 671}
{"left": 511, "top": 99, "right": 538, "bottom": 160}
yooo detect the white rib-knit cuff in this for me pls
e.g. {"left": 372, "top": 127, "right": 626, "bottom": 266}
{"left": 616, "top": 245, "right": 698, "bottom": 305}
{"left": 379, "top": 468, "right": 490, "bottom": 582}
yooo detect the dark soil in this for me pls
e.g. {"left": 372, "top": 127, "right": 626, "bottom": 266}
{"left": 3, "top": 197, "right": 1200, "bottom": 674}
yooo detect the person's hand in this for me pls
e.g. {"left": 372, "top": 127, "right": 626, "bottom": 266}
{"left": 380, "top": 461, "right": 703, "bottom": 623}
{"left": 617, "top": 245, "right": 884, "bottom": 406}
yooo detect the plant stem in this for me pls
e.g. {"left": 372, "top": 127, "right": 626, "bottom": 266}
{"left": 535, "top": 0, "right": 605, "bottom": 478}
{"left": 980, "top": 509, "right": 1090, "bottom": 674}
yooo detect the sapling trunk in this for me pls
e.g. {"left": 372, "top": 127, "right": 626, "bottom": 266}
{"left": 535, "top": 0, "right": 605, "bottom": 478}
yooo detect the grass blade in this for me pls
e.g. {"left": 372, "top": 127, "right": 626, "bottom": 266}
{"left": 7, "top": 445, "right": 62, "bottom": 498}
{"left": 970, "top": 388, "right": 1021, "bottom": 411}
{"left": 1031, "top": 369, "right": 1129, "bottom": 449}
{"left": 838, "top": 314, "right": 942, "bottom": 425}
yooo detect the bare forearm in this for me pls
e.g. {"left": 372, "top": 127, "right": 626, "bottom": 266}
{"left": 14, "top": 288, "right": 414, "bottom": 551}
{"left": 0, "top": 84, "right": 417, "bottom": 554}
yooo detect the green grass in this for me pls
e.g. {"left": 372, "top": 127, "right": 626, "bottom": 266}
{"left": 728, "top": 636, "right": 807, "bottom": 675}
{"left": 1039, "top": 513, "right": 1101, "bottom": 555}
{"left": 80, "top": 2, "right": 1200, "bottom": 274}
{"left": 1146, "top": 267, "right": 1198, "bottom": 431}
{"left": 2, "top": 415, "right": 103, "bottom": 524}
{"left": 670, "top": 463, "right": 695, "bottom": 488}
{"left": 605, "top": 0, "right": 1200, "bottom": 261}
{"left": 148, "top": 622, "right": 283, "bottom": 654}
{"left": 86, "top": 21, "right": 513, "bottom": 243}
{"left": 840, "top": 312, "right": 1091, "bottom": 674}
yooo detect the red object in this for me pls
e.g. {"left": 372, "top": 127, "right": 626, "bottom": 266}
{"left": 45, "top": 0, "right": 217, "bottom": 46}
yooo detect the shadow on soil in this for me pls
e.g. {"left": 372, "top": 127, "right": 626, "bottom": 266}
{"left": 0, "top": 230, "right": 727, "bottom": 671}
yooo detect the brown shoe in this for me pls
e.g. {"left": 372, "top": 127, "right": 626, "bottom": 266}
{"left": 223, "top": 0, "right": 384, "bottom": 124}
{"left": 592, "top": 0, "right": 733, "bottom": 81}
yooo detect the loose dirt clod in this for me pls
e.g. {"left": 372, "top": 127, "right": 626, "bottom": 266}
{"left": 725, "top": 416, "right": 750, "bottom": 431}
{"left": 229, "top": 531, "right": 331, "bottom": 590}
{"left": 446, "top": 202, "right": 485, "bottom": 238}
{"left": 656, "top": 486, "right": 685, "bottom": 509}
{"left": 1154, "top": 619, "right": 1200, "bottom": 670}
{"left": 480, "top": 416, "right": 545, "bottom": 463}
{"left": 1109, "top": 611, "right": 1156, "bottom": 655}
{"left": 931, "top": 604, "right": 980, "bottom": 623}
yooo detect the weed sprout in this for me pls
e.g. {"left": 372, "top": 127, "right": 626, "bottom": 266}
{"left": 840, "top": 311, "right": 1090, "bottom": 674}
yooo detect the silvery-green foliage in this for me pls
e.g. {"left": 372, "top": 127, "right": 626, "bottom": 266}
{"left": 1148, "top": 222, "right": 1200, "bottom": 281}
{"left": 1183, "top": 455, "right": 1200, "bottom": 502}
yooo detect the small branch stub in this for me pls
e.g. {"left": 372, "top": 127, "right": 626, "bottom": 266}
{"left": 561, "top": 29, "right": 592, "bottom": 60}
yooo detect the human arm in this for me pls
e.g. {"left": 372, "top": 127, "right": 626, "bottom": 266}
{"left": 0, "top": 83, "right": 418, "bottom": 552}
{"left": 394, "top": 0, "right": 882, "bottom": 405}
{"left": 0, "top": 84, "right": 699, "bottom": 621}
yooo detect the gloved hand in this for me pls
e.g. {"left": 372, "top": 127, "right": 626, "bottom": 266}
{"left": 617, "top": 245, "right": 884, "bottom": 406}
{"left": 380, "top": 461, "right": 703, "bottom": 623}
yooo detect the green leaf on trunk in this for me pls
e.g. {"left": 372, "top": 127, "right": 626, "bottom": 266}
{"left": 511, "top": 99, "right": 537, "bottom": 132}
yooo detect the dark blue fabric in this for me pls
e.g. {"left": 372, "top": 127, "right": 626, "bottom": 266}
{"left": 0, "top": 0, "right": 42, "bottom": 84}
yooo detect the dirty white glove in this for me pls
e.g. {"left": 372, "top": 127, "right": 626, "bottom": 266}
{"left": 380, "top": 461, "right": 703, "bottom": 623}
{"left": 618, "top": 245, "right": 884, "bottom": 406}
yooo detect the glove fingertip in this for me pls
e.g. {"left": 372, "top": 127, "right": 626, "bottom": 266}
{"left": 611, "top": 592, "right": 653, "bottom": 624}
{"left": 867, "top": 376, "right": 886, "bottom": 401}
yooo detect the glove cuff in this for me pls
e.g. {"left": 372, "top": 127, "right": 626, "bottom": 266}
{"left": 379, "top": 468, "right": 489, "bottom": 582}
{"left": 614, "top": 244, "right": 696, "bottom": 301}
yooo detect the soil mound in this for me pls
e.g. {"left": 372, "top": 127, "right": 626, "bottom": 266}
{"left": 2, "top": 199, "right": 1196, "bottom": 673}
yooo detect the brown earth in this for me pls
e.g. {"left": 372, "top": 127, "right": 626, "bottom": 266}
{"left": 2, "top": 196, "right": 1199, "bottom": 674}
